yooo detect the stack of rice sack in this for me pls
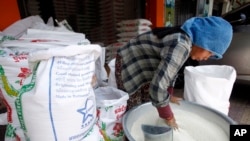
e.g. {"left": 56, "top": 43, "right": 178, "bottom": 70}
{"left": 105, "top": 19, "right": 152, "bottom": 63}
{"left": 0, "top": 17, "right": 106, "bottom": 141}
{"left": 116, "top": 19, "right": 152, "bottom": 42}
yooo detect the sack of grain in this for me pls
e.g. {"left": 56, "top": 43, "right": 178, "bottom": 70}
{"left": 95, "top": 86, "right": 129, "bottom": 141}
{"left": 184, "top": 65, "right": 236, "bottom": 115}
{"left": 0, "top": 44, "right": 104, "bottom": 141}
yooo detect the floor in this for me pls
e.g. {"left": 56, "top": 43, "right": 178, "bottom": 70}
{"left": 228, "top": 83, "right": 250, "bottom": 124}
{"left": 0, "top": 83, "right": 249, "bottom": 139}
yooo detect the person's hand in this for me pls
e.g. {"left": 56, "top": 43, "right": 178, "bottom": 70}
{"left": 164, "top": 116, "right": 178, "bottom": 130}
{"left": 170, "top": 95, "right": 183, "bottom": 105}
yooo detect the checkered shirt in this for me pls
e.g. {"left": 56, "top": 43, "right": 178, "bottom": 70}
{"left": 117, "top": 31, "right": 192, "bottom": 107}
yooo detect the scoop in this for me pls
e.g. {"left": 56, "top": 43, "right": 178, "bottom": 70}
{"left": 141, "top": 124, "right": 173, "bottom": 141}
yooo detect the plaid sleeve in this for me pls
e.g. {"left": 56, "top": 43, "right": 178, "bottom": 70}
{"left": 150, "top": 34, "right": 191, "bottom": 107}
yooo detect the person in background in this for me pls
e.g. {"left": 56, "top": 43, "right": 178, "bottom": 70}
{"left": 115, "top": 16, "right": 233, "bottom": 129}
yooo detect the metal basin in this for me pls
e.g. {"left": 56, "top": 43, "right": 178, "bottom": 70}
{"left": 122, "top": 101, "right": 236, "bottom": 141}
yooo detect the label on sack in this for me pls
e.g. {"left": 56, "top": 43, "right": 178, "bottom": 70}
{"left": 95, "top": 86, "right": 129, "bottom": 141}
{"left": 21, "top": 52, "right": 97, "bottom": 141}
{"left": 0, "top": 45, "right": 103, "bottom": 141}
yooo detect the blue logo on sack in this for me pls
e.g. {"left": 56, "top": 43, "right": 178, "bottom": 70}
{"left": 77, "top": 98, "right": 95, "bottom": 128}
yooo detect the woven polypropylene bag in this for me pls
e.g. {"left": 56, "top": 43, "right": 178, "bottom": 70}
{"left": 184, "top": 65, "right": 236, "bottom": 115}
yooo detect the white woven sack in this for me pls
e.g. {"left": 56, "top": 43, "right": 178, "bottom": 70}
{"left": 95, "top": 86, "right": 129, "bottom": 141}
{"left": 21, "top": 45, "right": 101, "bottom": 141}
{"left": 184, "top": 65, "right": 236, "bottom": 115}
{"left": 0, "top": 44, "right": 104, "bottom": 141}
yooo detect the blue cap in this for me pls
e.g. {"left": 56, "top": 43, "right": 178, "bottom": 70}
{"left": 181, "top": 16, "right": 233, "bottom": 59}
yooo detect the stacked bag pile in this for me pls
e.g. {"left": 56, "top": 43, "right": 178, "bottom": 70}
{"left": 105, "top": 18, "right": 152, "bottom": 63}
{"left": 116, "top": 19, "right": 152, "bottom": 42}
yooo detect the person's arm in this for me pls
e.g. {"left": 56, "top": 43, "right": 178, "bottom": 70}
{"left": 150, "top": 34, "right": 190, "bottom": 107}
{"left": 149, "top": 33, "right": 191, "bottom": 127}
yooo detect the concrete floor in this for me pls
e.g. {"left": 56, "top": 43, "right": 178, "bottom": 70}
{"left": 228, "top": 83, "right": 250, "bottom": 124}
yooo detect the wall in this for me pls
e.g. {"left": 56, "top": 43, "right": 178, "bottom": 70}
{"left": 0, "top": 0, "right": 21, "bottom": 30}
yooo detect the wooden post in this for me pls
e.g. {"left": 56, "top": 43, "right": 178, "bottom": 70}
{"left": 145, "top": 0, "right": 165, "bottom": 28}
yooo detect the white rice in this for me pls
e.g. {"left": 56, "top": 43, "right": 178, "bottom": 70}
{"left": 130, "top": 108, "right": 228, "bottom": 141}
